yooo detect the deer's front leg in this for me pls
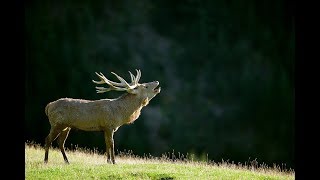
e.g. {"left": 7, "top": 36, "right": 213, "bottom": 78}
{"left": 104, "top": 129, "right": 115, "bottom": 164}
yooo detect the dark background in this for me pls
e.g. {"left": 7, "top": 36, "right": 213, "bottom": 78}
{"left": 25, "top": 0, "right": 294, "bottom": 169}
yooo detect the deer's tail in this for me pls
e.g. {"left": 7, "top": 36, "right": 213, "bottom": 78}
{"left": 45, "top": 104, "right": 50, "bottom": 116}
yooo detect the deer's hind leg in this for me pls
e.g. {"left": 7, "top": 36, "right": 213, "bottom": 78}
{"left": 44, "top": 125, "right": 63, "bottom": 163}
{"left": 57, "top": 127, "right": 71, "bottom": 164}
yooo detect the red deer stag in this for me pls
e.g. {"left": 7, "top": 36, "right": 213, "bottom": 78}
{"left": 44, "top": 69, "right": 161, "bottom": 164}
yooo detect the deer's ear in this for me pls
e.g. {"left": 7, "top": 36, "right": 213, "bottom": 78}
{"left": 128, "top": 88, "right": 138, "bottom": 94}
{"left": 142, "top": 97, "right": 149, "bottom": 106}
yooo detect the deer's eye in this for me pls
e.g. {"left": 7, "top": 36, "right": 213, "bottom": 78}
{"left": 145, "top": 86, "right": 148, "bottom": 89}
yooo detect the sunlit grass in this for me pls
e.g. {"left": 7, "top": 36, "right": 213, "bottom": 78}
{"left": 25, "top": 141, "right": 294, "bottom": 179}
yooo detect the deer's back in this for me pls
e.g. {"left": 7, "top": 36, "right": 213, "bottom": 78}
{"left": 45, "top": 98, "right": 114, "bottom": 126}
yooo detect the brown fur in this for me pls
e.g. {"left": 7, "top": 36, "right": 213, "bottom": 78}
{"left": 44, "top": 78, "right": 160, "bottom": 164}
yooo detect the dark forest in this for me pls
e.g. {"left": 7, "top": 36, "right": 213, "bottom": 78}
{"left": 25, "top": 0, "right": 294, "bottom": 169}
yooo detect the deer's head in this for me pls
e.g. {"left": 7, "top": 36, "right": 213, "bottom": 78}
{"left": 92, "top": 69, "right": 161, "bottom": 105}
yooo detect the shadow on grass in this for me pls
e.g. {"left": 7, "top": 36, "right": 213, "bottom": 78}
{"left": 152, "top": 174, "right": 175, "bottom": 180}
{"left": 104, "top": 173, "right": 175, "bottom": 180}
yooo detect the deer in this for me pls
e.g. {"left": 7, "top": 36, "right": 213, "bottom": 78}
{"left": 44, "top": 69, "right": 161, "bottom": 164}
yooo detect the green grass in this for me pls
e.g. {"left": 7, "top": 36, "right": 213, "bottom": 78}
{"left": 25, "top": 142, "right": 294, "bottom": 180}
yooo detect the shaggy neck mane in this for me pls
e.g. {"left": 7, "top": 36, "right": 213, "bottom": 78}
{"left": 114, "top": 93, "right": 145, "bottom": 125}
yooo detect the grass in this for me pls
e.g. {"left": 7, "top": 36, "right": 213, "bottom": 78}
{"left": 25, "top": 142, "right": 294, "bottom": 180}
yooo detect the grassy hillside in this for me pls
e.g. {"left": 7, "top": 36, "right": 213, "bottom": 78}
{"left": 25, "top": 142, "right": 294, "bottom": 179}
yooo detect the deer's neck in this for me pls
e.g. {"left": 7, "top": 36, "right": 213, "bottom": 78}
{"left": 115, "top": 93, "right": 145, "bottom": 125}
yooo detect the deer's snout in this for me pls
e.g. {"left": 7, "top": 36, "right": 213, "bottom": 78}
{"left": 152, "top": 81, "right": 161, "bottom": 93}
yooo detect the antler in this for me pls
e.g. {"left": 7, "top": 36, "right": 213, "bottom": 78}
{"left": 92, "top": 69, "right": 141, "bottom": 93}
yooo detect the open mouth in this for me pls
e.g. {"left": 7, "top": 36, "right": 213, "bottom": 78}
{"left": 154, "top": 86, "right": 161, "bottom": 93}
